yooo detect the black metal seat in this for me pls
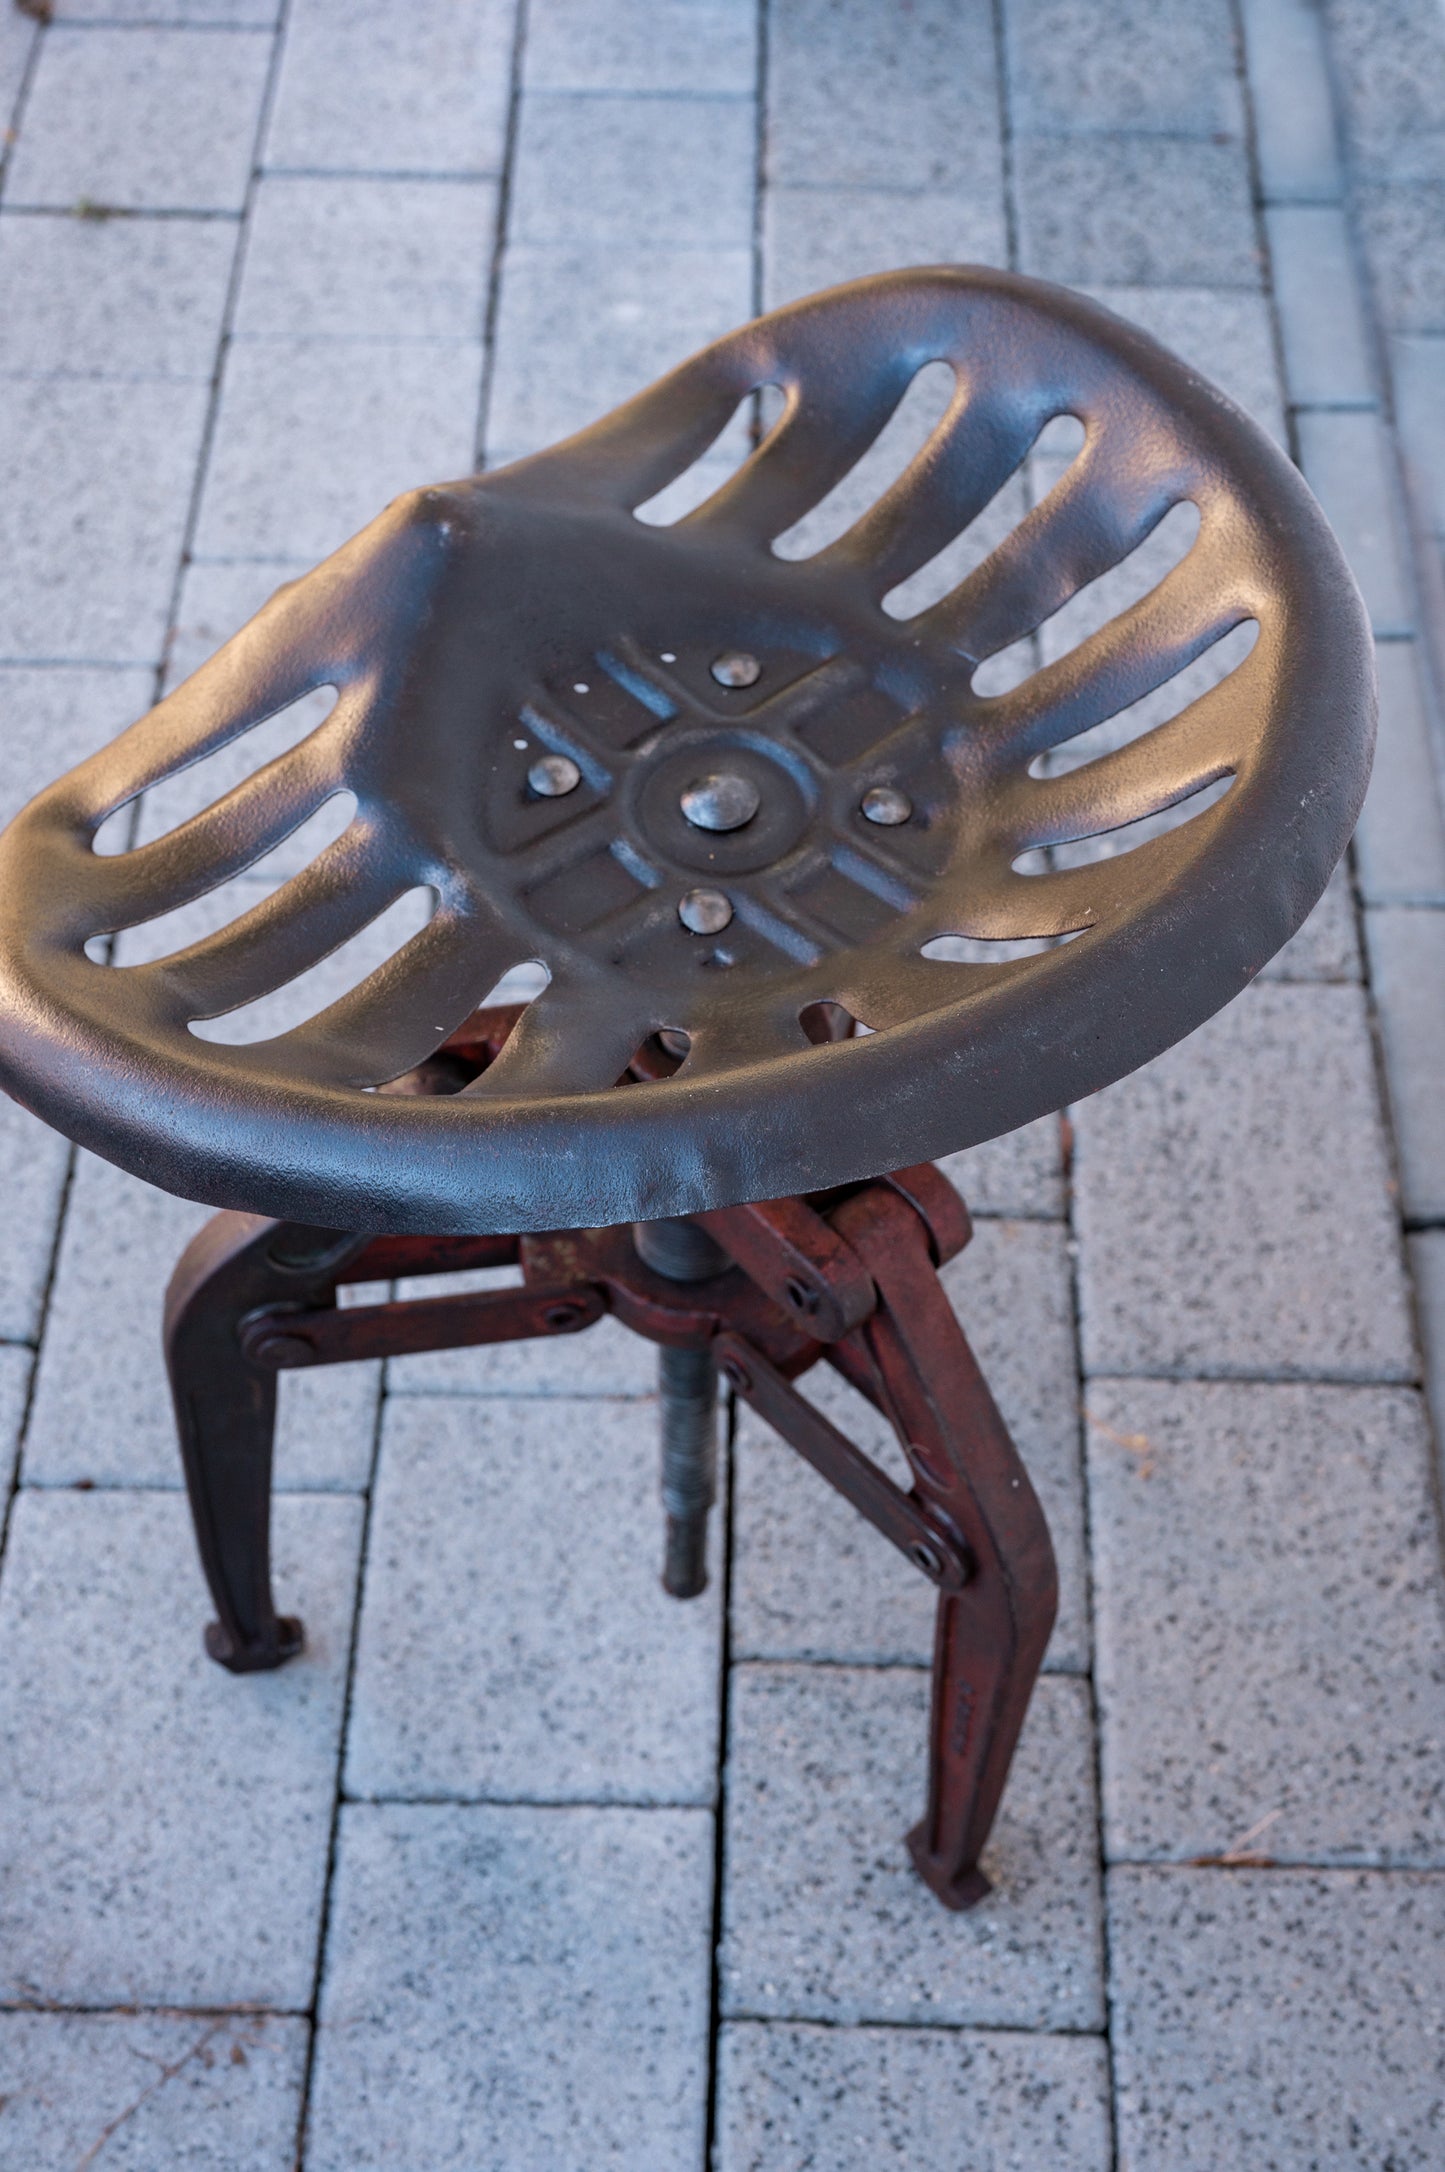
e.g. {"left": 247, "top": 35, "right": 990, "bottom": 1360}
{"left": 0, "top": 269, "right": 1374, "bottom": 1911}
{"left": 0, "top": 268, "right": 1372, "bottom": 1235}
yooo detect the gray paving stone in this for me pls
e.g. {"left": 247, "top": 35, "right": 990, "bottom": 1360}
{"left": 937, "top": 1114, "right": 1065, "bottom": 1220}
{"left": 0, "top": 211, "right": 235, "bottom": 381}
{"left": 1238, "top": 0, "right": 1344, "bottom": 204}
{"left": 1297, "top": 408, "right": 1414, "bottom": 635}
{"left": 346, "top": 1393, "right": 721, "bottom": 1803}
{"left": 1256, "top": 860, "right": 1361, "bottom": 982}
{"left": 1365, "top": 905, "right": 1445, "bottom": 1223}
{"left": 1004, "top": 0, "right": 1243, "bottom": 141}
{"left": 1015, "top": 135, "right": 1262, "bottom": 288}
{"left": 0, "top": 664, "right": 153, "bottom": 827}
{"left": 1266, "top": 205, "right": 1376, "bottom": 407}
{"left": 266, "top": 0, "right": 514, "bottom": 178}
{"left": 1393, "top": 332, "right": 1445, "bottom": 540}
{"left": 386, "top": 1264, "right": 658, "bottom": 1396}
{"left": 193, "top": 338, "right": 483, "bottom": 564}
{"left": 4, "top": 26, "right": 269, "bottom": 213}
{"left": 1073, "top": 980, "right": 1416, "bottom": 1380}
{"left": 1422, "top": 531, "right": 1445, "bottom": 617}
{"left": 235, "top": 175, "right": 497, "bottom": 344}
{"left": 55, "top": 0, "right": 280, "bottom": 13}
{"left": 0, "top": 1488, "right": 361, "bottom": 2006}
{"left": 1323, "top": 0, "right": 1445, "bottom": 184}
{"left": 163, "top": 558, "right": 313, "bottom": 695}
{"left": 1088, "top": 1379, "right": 1445, "bottom": 1866}
{"left": 56, "top": 0, "right": 279, "bottom": 12}
{"left": 717, "top": 2020, "right": 1112, "bottom": 2172}
{"left": 1355, "top": 179, "right": 1445, "bottom": 334}
{"left": 1355, "top": 639, "right": 1445, "bottom": 904}
{"left": 510, "top": 91, "right": 755, "bottom": 249}
{"left": 1085, "top": 285, "right": 1287, "bottom": 444}
{"left": 0, "top": 4, "right": 37, "bottom": 144}
{"left": 0, "top": 2008, "right": 306, "bottom": 2172}
{"left": 1108, "top": 1865, "right": 1445, "bottom": 2169}
{"left": 0, "top": 375, "right": 209, "bottom": 662}
{"left": 524, "top": 0, "right": 756, "bottom": 94}
{"left": 1409, "top": 1230, "right": 1445, "bottom": 1484}
{"left": 763, "top": 183, "right": 1009, "bottom": 310}
{"left": 307, "top": 1800, "right": 713, "bottom": 2172}
{"left": 0, "top": 1094, "right": 70, "bottom": 1346}
{"left": 768, "top": 0, "right": 1001, "bottom": 196}
{"left": 487, "top": 244, "right": 753, "bottom": 456}
{"left": 0, "top": 1343, "right": 30, "bottom": 1497}
{"left": 23, "top": 1151, "right": 379, "bottom": 1491}
{"left": 720, "top": 1668, "right": 1104, "bottom": 2029}
{"left": 731, "top": 1219, "right": 1089, "bottom": 1675}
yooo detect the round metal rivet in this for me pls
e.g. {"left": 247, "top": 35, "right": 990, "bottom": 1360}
{"left": 710, "top": 650, "right": 762, "bottom": 689}
{"left": 528, "top": 754, "right": 581, "bottom": 798}
{"left": 252, "top": 1332, "right": 316, "bottom": 1369}
{"left": 678, "top": 887, "right": 734, "bottom": 935}
{"left": 908, "top": 1539, "right": 946, "bottom": 1581}
{"left": 679, "top": 771, "right": 761, "bottom": 833}
{"left": 861, "top": 784, "right": 912, "bottom": 826}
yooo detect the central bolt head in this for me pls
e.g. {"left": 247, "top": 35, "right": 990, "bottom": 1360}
{"left": 679, "top": 771, "right": 760, "bottom": 833}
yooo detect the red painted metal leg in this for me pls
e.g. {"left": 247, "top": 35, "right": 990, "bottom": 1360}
{"left": 162, "top": 1085, "right": 1051, "bottom": 1914}
{"left": 831, "top": 1188, "right": 1058, "bottom": 1908}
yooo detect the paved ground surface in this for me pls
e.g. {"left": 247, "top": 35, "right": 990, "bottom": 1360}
{"left": 1, "top": 1, "right": 1444, "bottom": 2166}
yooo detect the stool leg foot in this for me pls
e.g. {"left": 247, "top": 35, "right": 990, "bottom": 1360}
{"left": 905, "top": 1829, "right": 992, "bottom": 1911}
{"left": 829, "top": 1185, "right": 1059, "bottom": 1908}
{"left": 904, "top": 1568, "right": 1049, "bottom": 1908}
{"left": 164, "top": 1212, "right": 356, "bottom": 1670}
{"left": 903, "top": 1467, "right": 1056, "bottom": 1905}
{"left": 169, "top": 1303, "right": 297, "bottom": 1669}
{"left": 205, "top": 1614, "right": 305, "bottom": 1674}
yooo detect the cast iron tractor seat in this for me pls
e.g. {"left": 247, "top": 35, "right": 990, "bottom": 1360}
{"left": 0, "top": 269, "right": 1374, "bottom": 1911}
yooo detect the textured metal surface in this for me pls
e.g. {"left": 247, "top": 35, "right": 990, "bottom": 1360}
{"left": 0, "top": 268, "right": 1374, "bottom": 1233}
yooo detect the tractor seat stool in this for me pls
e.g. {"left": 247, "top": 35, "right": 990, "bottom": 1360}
{"left": 0, "top": 269, "right": 1373, "bottom": 1912}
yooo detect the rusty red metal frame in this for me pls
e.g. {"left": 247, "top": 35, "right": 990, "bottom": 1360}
{"left": 164, "top": 1008, "right": 1057, "bottom": 1909}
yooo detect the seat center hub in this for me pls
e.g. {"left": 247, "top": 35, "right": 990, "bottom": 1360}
{"left": 679, "top": 771, "right": 761, "bottom": 833}
{"left": 631, "top": 732, "right": 814, "bottom": 877}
